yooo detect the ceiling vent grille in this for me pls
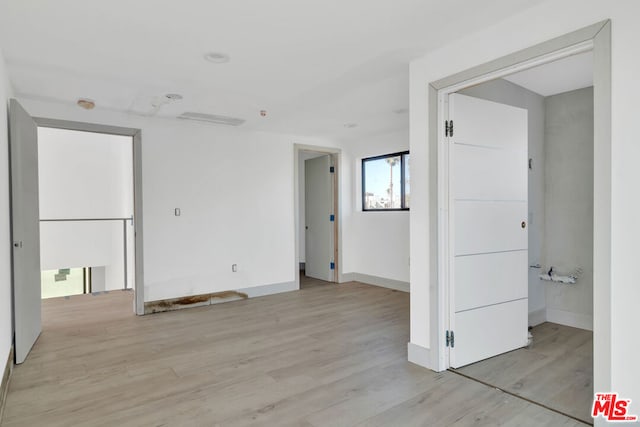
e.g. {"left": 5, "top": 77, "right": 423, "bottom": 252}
{"left": 177, "top": 112, "right": 245, "bottom": 126}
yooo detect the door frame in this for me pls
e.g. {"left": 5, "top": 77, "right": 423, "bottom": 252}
{"left": 294, "top": 144, "right": 342, "bottom": 287}
{"left": 33, "top": 118, "right": 145, "bottom": 315}
{"left": 429, "top": 19, "right": 611, "bottom": 395}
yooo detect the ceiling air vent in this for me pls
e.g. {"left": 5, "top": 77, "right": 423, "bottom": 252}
{"left": 177, "top": 112, "right": 245, "bottom": 126}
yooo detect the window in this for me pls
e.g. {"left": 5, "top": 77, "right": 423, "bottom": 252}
{"left": 362, "top": 151, "right": 410, "bottom": 211}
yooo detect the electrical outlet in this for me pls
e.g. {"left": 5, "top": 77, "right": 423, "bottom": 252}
{"left": 232, "top": 264, "right": 238, "bottom": 272}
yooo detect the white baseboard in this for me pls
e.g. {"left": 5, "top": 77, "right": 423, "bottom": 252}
{"left": 546, "top": 308, "right": 593, "bottom": 331}
{"left": 528, "top": 308, "right": 547, "bottom": 327}
{"left": 145, "top": 281, "right": 297, "bottom": 314}
{"left": 238, "top": 281, "right": 298, "bottom": 298}
{"left": 407, "top": 342, "right": 431, "bottom": 369}
{"left": 341, "top": 272, "right": 409, "bottom": 293}
{"left": 0, "top": 346, "right": 13, "bottom": 424}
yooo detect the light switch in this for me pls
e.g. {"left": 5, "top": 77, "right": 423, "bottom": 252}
{"left": 175, "top": 208, "right": 181, "bottom": 216}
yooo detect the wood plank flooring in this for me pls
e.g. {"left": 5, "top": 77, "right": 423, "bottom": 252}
{"left": 456, "top": 322, "right": 593, "bottom": 424}
{"left": 2, "top": 284, "right": 586, "bottom": 426}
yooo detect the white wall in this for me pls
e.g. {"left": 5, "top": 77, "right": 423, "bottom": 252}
{"left": 38, "top": 128, "right": 133, "bottom": 219}
{"left": 459, "top": 79, "right": 546, "bottom": 322}
{"left": 341, "top": 129, "right": 409, "bottom": 282}
{"left": 544, "top": 87, "right": 594, "bottom": 330}
{"left": 0, "top": 48, "right": 14, "bottom": 366}
{"left": 38, "top": 127, "right": 134, "bottom": 291}
{"left": 18, "top": 97, "right": 340, "bottom": 302}
{"left": 409, "top": 0, "right": 640, "bottom": 405}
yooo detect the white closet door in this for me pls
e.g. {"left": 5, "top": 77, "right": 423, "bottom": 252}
{"left": 9, "top": 99, "right": 42, "bottom": 364}
{"left": 449, "top": 93, "right": 528, "bottom": 368}
{"left": 305, "top": 155, "right": 333, "bottom": 281}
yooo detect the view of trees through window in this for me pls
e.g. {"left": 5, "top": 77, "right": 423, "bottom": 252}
{"left": 362, "top": 151, "right": 410, "bottom": 210}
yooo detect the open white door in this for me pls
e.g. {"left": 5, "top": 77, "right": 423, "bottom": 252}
{"left": 9, "top": 99, "right": 42, "bottom": 364}
{"left": 449, "top": 93, "right": 528, "bottom": 368}
{"left": 305, "top": 155, "right": 334, "bottom": 282}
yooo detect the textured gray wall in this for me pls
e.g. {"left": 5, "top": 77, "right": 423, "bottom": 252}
{"left": 543, "top": 86, "right": 593, "bottom": 327}
{"left": 459, "top": 79, "right": 546, "bottom": 319}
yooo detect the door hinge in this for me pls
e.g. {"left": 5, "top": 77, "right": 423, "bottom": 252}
{"left": 329, "top": 166, "right": 335, "bottom": 173}
{"left": 445, "top": 120, "right": 454, "bottom": 137}
{"left": 446, "top": 330, "right": 455, "bottom": 348}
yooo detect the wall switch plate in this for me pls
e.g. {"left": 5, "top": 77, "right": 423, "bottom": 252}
{"left": 175, "top": 208, "right": 181, "bottom": 216}
{"left": 232, "top": 264, "right": 238, "bottom": 272}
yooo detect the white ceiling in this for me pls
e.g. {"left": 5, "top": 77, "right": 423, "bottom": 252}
{"left": 0, "top": 0, "right": 548, "bottom": 141}
{"left": 503, "top": 51, "right": 593, "bottom": 97}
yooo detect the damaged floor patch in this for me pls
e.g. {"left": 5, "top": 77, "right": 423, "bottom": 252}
{"left": 145, "top": 290, "right": 249, "bottom": 314}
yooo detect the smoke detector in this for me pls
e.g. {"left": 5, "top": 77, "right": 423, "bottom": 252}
{"left": 178, "top": 112, "right": 245, "bottom": 126}
{"left": 204, "top": 52, "right": 230, "bottom": 64}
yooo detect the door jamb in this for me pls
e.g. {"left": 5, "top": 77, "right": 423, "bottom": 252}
{"left": 294, "top": 144, "right": 342, "bottom": 287}
{"left": 33, "top": 118, "right": 145, "bottom": 315}
{"left": 428, "top": 20, "right": 611, "bottom": 398}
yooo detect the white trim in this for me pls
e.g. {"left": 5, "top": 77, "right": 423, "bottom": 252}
{"left": 431, "top": 21, "right": 609, "bottom": 374}
{"left": 440, "top": 41, "right": 593, "bottom": 96}
{"left": 0, "top": 346, "right": 13, "bottom": 424}
{"left": 342, "top": 273, "right": 409, "bottom": 292}
{"left": 528, "top": 308, "right": 547, "bottom": 327}
{"left": 546, "top": 309, "right": 593, "bottom": 331}
{"left": 408, "top": 342, "right": 431, "bottom": 369}
{"left": 238, "top": 281, "right": 298, "bottom": 298}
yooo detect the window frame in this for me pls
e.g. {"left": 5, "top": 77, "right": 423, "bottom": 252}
{"left": 361, "top": 150, "right": 410, "bottom": 212}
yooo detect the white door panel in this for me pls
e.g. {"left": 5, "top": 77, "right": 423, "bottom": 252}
{"left": 9, "top": 99, "right": 42, "bottom": 364}
{"left": 451, "top": 299, "right": 528, "bottom": 368}
{"left": 449, "top": 93, "right": 528, "bottom": 368}
{"left": 305, "top": 155, "right": 333, "bottom": 282}
{"left": 450, "top": 94, "right": 528, "bottom": 150}
{"left": 454, "top": 201, "right": 527, "bottom": 256}
{"left": 455, "top": 250, "right": 528, "bottom": 313}
{"left": 453, "top": 144, "right": 527, "bottom": 201}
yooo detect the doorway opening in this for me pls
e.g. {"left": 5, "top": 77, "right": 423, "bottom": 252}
{"left": 295, "top": 145, "right": 340, "bottom": 290}
{"left": 429, "top": 21, "right": 611, "bottom": 423}
{"left": 443, "top": 51, "right": 595, "bottom": 424}
{"left": 37, "top": 126, "right": 135, "bottom": 301}
{"left": 9, "top": 105, "right": 145, "bottom": 364}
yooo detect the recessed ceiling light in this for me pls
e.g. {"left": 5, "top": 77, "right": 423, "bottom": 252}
{"left": 204, "top": 52, "right": 230, "bottom": 64}
{"left": 77, "top": 98, "right": 95, "bottom": 110}
{"left": 344, "top": 123, "right": 358, "bottom": 128}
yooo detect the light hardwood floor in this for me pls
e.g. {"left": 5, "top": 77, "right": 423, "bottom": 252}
{"left": 299, "top": 272, "right": 333, "bottom": 289}
{"left": 456, "top": 322, "right": 593, "bottom": 424}
{"left": 2, "top": 284, "right": 587, "bottom": 426}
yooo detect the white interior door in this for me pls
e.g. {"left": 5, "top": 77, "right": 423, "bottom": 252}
{"left": 449, "top": 93, "right": 528, "bottom": 368}
{"left": 9, "top": 99, "right": 42, "bottom": 364}
{"left": 305, "top": 155, "right": 333, "bottom": 282}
